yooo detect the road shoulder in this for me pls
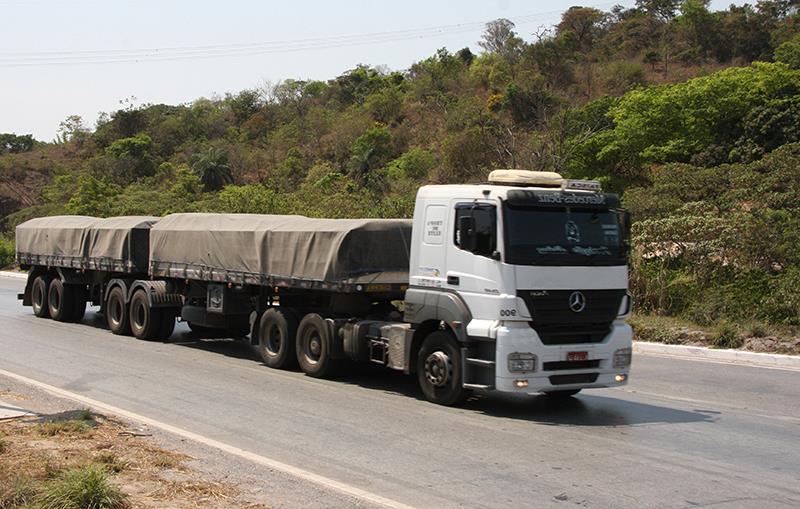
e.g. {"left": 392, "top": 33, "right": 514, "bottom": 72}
{"left": 634, "top": 341, "right": 800, "bottom": 371}
{"left": 0, "top": 372, "right": 384, "bottom": 509}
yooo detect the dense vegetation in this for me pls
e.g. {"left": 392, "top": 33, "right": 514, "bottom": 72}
{"left": 1, "top": 0, "right": 799, "bottom": 327}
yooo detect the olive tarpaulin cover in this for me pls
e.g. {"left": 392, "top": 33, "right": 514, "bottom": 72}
{"left": 149, "top": 213, "right": 412, "bottom": 285}
{"left": 16, "top": 215, "right": 158, "bottom": 272}
{"left": 85, "top": 216, "right": 159, "bottom": 271}
{"left": 15, "top": 215, "right": 99, "bottom": 267}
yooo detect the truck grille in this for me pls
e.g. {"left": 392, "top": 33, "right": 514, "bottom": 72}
{"left": 543, "top": 360, "right": 601, "bottom": 371}
{"left": 517, "top": 289, "right": 626, "bottom": 345}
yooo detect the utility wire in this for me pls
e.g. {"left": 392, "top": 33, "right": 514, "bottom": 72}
{"left": 0, "top": 2, "right": 625, "bottom": 68}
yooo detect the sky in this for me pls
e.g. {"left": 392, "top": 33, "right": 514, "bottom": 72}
{"left": 1, "top": 0, "right": 739, "bottom": 140}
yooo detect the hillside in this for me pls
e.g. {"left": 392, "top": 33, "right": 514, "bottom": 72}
{"left": 1, "top": 0, "right": 799, "bottom": 332}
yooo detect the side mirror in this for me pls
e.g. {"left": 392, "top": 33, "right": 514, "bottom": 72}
{"left": 622, "top": 210, "right": 632, "bottom": 237}
{"left": 620, "top": 209, "right": 632, "bottom": 257}
{"left": 458, "top": 216, "right": 477, "bottom": 252}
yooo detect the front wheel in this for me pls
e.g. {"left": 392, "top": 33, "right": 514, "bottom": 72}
{"left": 416, "top": 331, "right": 470, "bottom": 406}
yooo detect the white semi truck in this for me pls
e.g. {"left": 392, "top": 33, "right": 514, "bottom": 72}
{"left": 16, "top": 170, "right": 632, "bottom": 405}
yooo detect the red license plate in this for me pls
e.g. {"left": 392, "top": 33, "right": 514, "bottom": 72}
{"left": 567, "top": 351, "right": 588, "bottom": 361}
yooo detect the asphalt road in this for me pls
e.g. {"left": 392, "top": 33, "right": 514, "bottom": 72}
{"left": 1, "top": 276, "right": 799, "bottom": 508}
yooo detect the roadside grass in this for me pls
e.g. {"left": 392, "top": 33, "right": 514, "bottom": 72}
{"left": 711, "top": 321, "right": 744, "bottom": 349}
{"left": 0, "top": 400, "right": 252, "bottom": 509}
{"left": 0, "top": 475, "right": 38, "bottom": 509}
{"left": 93, "top": 452, "right": 129, "bottom": 474}
{"left": 35, "top": 409, "right": 96, "bottom": 436}
{"left": 37, "top": 464, "right": 129, "bottom": 509}
{"left": 629, "top": 313, "right": 799, "bottom": 354}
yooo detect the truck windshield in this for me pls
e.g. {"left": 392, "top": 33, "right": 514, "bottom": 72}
{"left": 503, "top": 205, "right": 627, "bottom": 266}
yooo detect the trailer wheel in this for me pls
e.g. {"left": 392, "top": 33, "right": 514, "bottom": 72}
{"left": 257, "top": 308, "right": 298, "bottom": 369}
{"left": 157, "top": 310, "right": 176, "bottom": 341}
{"left": 417, "top": 331, "right": 470, "bottom": 406}
{"left": 106, "top": 286, "right": 130, "bottom": 335}
{"left": 31, "top": 275, "right": 51, "bottom": 318}
{"left": 129, "top": 290, "right": 162, "bottom": 340}
{"left": 47, "top": 279, "right": 73, "bottom": 322}
{"left": 296, "top": 313, "right": 337, "bottom": 378}
{"left": 70, "top": 285, "right": 88, "bottom": 323}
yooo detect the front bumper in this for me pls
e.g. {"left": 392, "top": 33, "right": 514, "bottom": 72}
{"left": 493, "top": 321, "right": 632, "bottom": 395}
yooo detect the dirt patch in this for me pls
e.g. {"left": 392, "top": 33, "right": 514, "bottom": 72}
{"left": 0, "top": 404, "right": 270, "bottom": 508}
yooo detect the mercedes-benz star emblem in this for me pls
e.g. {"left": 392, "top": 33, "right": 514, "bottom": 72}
{"left": 569, "top": 291, "right": 586, "bottom": 313}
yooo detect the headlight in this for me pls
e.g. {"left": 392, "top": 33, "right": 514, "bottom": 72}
{"left": 508, "top": 352, "right": 536, "bottom": 372}
{"left": 613, "top": 347, "right": 632, "bottom": 368}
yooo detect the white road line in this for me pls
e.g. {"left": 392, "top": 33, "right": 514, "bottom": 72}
{"left": 0, "top": 367, "right": 415, "bottom": 509}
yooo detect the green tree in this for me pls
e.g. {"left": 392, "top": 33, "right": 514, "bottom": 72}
{"left": 348, "top": 127, "right": 393, "bottom": 185}
{"left": 478, "top": 19, "right": 523, "bottom": 60}
{"left": 0, "top": 133, "right": 34, "bottom": 154}
{"left": 775, "top": 35, "right": 800, "bottom": 69}
{"left": 191, "top": 147, "right": 233, "bottom": 191}
{"left": 56, "top": 115, "right": 88, "bottom": 143}
{"left": 595, "top": 62, "right": 800, "bottom": 169}
{"left": 64, "top": 174, "right": 121, "bottom": 216}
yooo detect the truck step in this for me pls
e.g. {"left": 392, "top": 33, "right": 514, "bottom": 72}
{"left": 463, "top": 383, "right": 494, "bottom": 390}
{"left": 466, "top": 358, "right": 495, "bottom": 368}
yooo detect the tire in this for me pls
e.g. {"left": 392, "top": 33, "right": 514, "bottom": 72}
{"left": 296, "top": 313, "right": 337, "bottom": 378}
{"left": 31, "top": 275, "right": 51, "bottom": 318}
{"left": 257, "top": 308, "right": 298, "bottom": 369}
{"left": 106, "top": 286, "right": 130, "bottom": 335}
{"left": 544, "top": 389, "right": 581, "bottom": 399}
{"left": 70, "top": 285, "right": 88, "bottom": 323}
{"left": 47, "top": 279, "right": 71, "bottom": 322}
{"left": 129, "top": 290, "right": 162, "bottom": 340}
{"left": 416, "top": 331, "right": 470, "bottom": 406}
{"left": 157, "top": 310, "right": 176, "bottom": 341}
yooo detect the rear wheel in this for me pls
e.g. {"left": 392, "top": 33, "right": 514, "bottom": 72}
{"left": 417, "top": 331, "right": 470, "bottom": 406}
{"left": 257, "top": 308, "right": 298, "bottom": 369}
{"left": 47, "top": 279, "right": 71, "bottom": 322}
{"left": 69, "top": 285, "right": 87, "bottom": 322}
{"left": 106, "top": 286, "right": 129, "bottom": 335}
{"left": 296, "top": 313, "right": 337, "bottom": 378}
{"left": 157, "top": 310, "right": 176, "bottom": 341}
{"left": 129, "top": 290, "right": 162, "bottom": 340}
{"left": 31, "top": 275, "right": 50, "bottom": 318}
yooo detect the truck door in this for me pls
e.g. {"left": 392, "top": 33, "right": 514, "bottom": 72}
{"left": 446, "top": 202, "right": 505, "bottom": 320}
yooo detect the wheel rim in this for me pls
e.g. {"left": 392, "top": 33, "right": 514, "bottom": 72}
{"left": 265, "top": 324, "right": 282, "bottom": 354}
{"left": 424, "top": 351, "right": 451, "bottom": 387}
{"left": 303, "top": 329, "right": 322, "bottom": 364}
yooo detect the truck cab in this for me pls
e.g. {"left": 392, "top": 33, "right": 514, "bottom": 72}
{"left": 403, "top": 170, "right": 632, "bottom": 404}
